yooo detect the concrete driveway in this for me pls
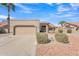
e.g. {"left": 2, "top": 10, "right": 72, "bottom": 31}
{"left": 0, "top": 34, "right": 37, "bottom": 56}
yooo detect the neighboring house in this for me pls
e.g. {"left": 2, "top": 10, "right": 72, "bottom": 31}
{"left": 0, "top": 22, "right": 8, "bottom": 33}
{"left": 63, "top": 22, "right": 79, "bottom": 31}
{"left": 0, "top": 22, "right": 6, "bottom": 27}
{"left": 10, "top": 19, "right": 55, "bottom": 35}
{"left": 0, "top": 22, "right": 8, "bottom": 28}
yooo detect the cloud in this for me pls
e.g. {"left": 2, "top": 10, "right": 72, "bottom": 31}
{"left": 14, "top": 3, "right": 33, "bottom": 14}
{"left": 49, "top": 12, "right": 75, "bottom": 19}
{"left": 47, "top": 3, "right": 62, "bottom": 6}
{"left": 20, "top": 10, "right": 32, "bottom": 14}
{"left": 55, "top": 3, "right": 62, "bottom": 5}
{"left": 0, "top": 15, "right": 7, "bottom": 19}
{"left": 64, "top": 14, "right": 73, "bottom": 17}
{"left": 14, "top": 3, "right": 30, "bottom": 10}
{"left": 70, "top": 3, "right": 79, "bottom": 10}
{"left": 49, "top": 12, "right": 79, "bottom": 23}
{"left": 0, "top": 15, "right": 14, "bottom": 19}
{"left": 57, "top": 5, "right": 71, "bottom": 14}
{"left": 47, "top": 3, "right": 72, "bottom": 14}
{"left": 56, "top": 3, "right": 79, "bottom": 14}
{"left": 70, "top": 3, "right": 79, "bottom": 7}
{"left": 47, "top": 3, "right": 53, "bottom": 6}
{"left": 61, "top": 13, "right": 74, "bottom": 18}
{"left": 49, "top": 13, "right": 59, "bottom": 18}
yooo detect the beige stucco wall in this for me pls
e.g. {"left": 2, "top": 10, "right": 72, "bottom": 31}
{"left": 10, "top": 20, "right": 40, "bottom": 33}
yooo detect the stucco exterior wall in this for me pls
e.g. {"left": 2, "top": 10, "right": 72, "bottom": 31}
{"left": 10, "top": 20, "right": 40, "bottom": 33}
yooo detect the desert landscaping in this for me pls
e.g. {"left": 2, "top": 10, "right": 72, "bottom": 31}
{"left": 0, "top": 3, "right": 79, "bottom": 56}
{"left": 36, "top": 33, "right": 79, "bottom": 56}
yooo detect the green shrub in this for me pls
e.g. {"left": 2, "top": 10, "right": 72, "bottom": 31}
{"left": 58, "top": 28, "right": 63, "bottom": 33}
{"left": 0, "top": 27, "right": 6, "bottom": 34}
{"left": 37, "top": 33, "right": 51, "bottom": 44}
{"left": 67, "top": 29, "right": 72, "bottom": 33}
{"left": 55, "top": 32, "right": 69, "bottom": 43}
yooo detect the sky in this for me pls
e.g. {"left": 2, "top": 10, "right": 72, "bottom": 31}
{"left": 0, "top": 3, "right": 79, "bottom": 25}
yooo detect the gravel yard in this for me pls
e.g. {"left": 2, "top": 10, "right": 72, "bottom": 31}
{"left": 36, "top": 34, "right": 79, "bottom": 56}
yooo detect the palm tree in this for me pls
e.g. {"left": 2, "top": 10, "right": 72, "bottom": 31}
{"left": 59, "top": 20, "right": 66, "bottom": 27}
{"left": 1, "top": 3, "right": 15, "bottom": 33}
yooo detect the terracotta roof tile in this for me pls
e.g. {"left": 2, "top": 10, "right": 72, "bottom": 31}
{"left": 64, "top": 22, "right": 79, "bottom": 27}
{"left": 0, "top": 22, "right": 7, "bottom": 27}
{"left": 69, "top": 22, "right": 79, "bottom": 26}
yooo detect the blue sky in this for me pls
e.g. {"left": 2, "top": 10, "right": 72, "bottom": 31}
{"left": 0, "top": 3, "right": 79, "bottom": 25}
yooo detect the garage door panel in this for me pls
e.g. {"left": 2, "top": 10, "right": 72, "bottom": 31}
{"left": 16, "top": 27, "right": 36, "bottom": 35}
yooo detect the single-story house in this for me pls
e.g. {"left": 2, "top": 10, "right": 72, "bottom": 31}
{"left": 63, "top": 22, "right": 79, "bottom": 31}
{"left": 10, "top": 19, "right": 55, "bottom": 35}
{"left": 0, "top": 22, "right": 7, "bottom": 28}
{"left": 0, "top": 22, "right": 8, "bottom": 33}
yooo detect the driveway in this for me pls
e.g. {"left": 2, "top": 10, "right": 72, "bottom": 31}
{"left": 0, "top": 34, "right": 9, "bottom": 38}
{"left": 0, "top": 34, "right": 37, "bottom": 56}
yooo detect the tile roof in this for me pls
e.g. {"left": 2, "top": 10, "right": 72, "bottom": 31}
{"left": 69, "top": 22, "right": 79, "bottom": 26}
{"left": 65, "top": 22, "right": 79, "bottom": 27}
{"left": 0, "top": 22, "right": 7, "bottom": 28}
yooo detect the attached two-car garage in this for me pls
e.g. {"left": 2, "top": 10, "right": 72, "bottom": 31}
{"left": 0, "top": 25, "right": 37, "bottom": 56}
{"left": 13, "top": 25, "right": 37, "bottom": 35}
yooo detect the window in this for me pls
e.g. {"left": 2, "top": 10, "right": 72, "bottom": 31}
{"left": 40, "top": 26, "right": 46, "bottom": 32}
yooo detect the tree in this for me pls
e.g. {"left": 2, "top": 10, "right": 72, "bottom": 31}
{"left": 1, "top": 3, "right": 15, "bottom": 33}
{"left": 59, "top": 20, "right": 66, "bottom": 27}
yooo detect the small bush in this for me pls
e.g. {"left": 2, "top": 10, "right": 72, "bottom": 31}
{"left": 37, "top": 33, "right": 51, "bottom": 44}
{"left": 55, "top": 32, "right": 69, "bottom": 43}
{"left": 0, "top": 27, "right": 6, "bottom": 34}
{"left": 67, "top": 29, "right": 72, "bottom": 33}
{"left": 58, "top": 28, "right": 63, "bottom": 33}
